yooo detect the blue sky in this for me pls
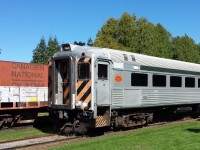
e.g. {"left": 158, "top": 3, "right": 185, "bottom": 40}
{"left": 0, "top": 0, "right": 200, "bottom": 62}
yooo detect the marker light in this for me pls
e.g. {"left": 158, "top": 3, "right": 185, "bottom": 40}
{"left": 61, "top": 43, "right": 71, "bottom": 51}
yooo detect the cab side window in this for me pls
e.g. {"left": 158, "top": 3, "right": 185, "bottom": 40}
{"left": 98, "top": 64, "right": 108, "bottom": 80}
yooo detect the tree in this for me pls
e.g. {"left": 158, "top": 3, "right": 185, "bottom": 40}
{"left": 153, "top": 23, "right": 172, "bottom": 58}
{"left": 31, "top": 37, "right": 47, "bottom": 64}
{"left": 118, "top": 13, "right": 136, "bottom": 51}
{"left": 95, "top": 18, "right": 123, "bottom": 50}
{"left": 94, "top": 13, "right": 137, "bottom": 51}
{"left": 31, "top": 37, "right": 60, "bottom": 64}
{"left": 46, "top": 37, "right": 60, "bottom": 61}
{"left": 94, "top": 13, "right": 172, "bottom": 59}
{"left": 171, "top": 35, "right": 200, "bottom": 63}
{"left": 132, "top": 17, "right": 156, "bottom": 55}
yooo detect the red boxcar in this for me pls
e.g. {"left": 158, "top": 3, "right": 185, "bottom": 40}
{"left": 0, "top": 61, "right": 48, "bottom": 128}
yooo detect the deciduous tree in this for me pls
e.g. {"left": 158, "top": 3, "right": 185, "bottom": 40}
{"left": 171, "top": 35, "right": 200, "bottom": 63}
{"left": 94, "top": 13, "right": 173, "bottom": 59}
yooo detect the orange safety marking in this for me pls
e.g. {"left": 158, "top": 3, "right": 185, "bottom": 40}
{"left": 81, "top": 93, "right": 91, "bottom": 110}
{"left": 83, "top": 93, "right": 91, "bottom": 103}
{"left": 66, "top": 99, "right": 70, "bottom": 104}
{"left": 76, "top": 80, "right": 84, "bottom": 89}
{"left": 84, "top": 58, "right": 91, "bottom": 63}
{"left": 63, "top": 85, "right": 70, "bottom": 97}
{"left": 77, "top": 80, "right": 91, "bottom": 100}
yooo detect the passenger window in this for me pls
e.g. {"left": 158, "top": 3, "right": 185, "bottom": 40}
{"left": 153, "top": 75, "right": 166, "bottom": 87}
{"left": 170, "top": 76, "right": 182, "bottom": 87}
{"left": 98, "top": 64, "right": 108, "bottom": 80}
{"left": 185, "top": 77, "right": 195, "bottom": 88}
{"left": 131, "top": 73, "right": 148, "bottom": 86}
{"left": 198, "top": 78, "right": 200, "bottom": 88}
{"left": 78, "top": 63, "right": 90, "bottom": 80}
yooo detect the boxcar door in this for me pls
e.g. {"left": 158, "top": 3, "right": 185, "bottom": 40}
{"left": 96, "top": 61, "right": 110, "bottom": 106}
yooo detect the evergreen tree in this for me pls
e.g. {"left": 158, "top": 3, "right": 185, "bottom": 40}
{"left": 46, "top": 37, "right": 60, "bottom": 61}
{"left": 31, "top": 37, "right": 60, "bottom": 64}
{"left": 31, "top": 37, "right": 47, "bottom": 64}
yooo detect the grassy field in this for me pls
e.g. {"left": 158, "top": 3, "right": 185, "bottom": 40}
{"left": 0, "top": 116, "right": 53, "bottom": 141}
{"left": 50, "top": 120, "right": 200, "bottom": 150}
{"left": 0, "top": 126, "right": 53, "bottom": 141}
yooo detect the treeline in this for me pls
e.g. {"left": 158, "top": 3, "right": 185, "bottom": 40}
{"left": 32, "top": 13, "right": 200, "bottom": 64}
{"left": 31, "top": 37, "right": 60, "bottom": 64}
{"left": 94, "top": 13, "right": 200, "bottom": 63}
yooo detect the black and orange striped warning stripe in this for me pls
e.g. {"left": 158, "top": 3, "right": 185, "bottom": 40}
{"left": 63, "top": 83, "right": 70, "bottom": 104}
{"left": 63, "top": 63, "right": 70, "bottom": 104}
{"left": 76, "top": 57, "right": 92, "bottom": 110}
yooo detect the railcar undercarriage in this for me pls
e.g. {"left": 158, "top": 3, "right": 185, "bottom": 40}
{"left": 0, "top": 108, "right": 47, "bottom": 129}
{"left": 111, "top": 112, "right": 153, "bottom": 128}
{"left": 52, "top": 104, "right": 200, "bottom": 135}
{"left": 0, "top": 114, "right": 21, "bottom": 129}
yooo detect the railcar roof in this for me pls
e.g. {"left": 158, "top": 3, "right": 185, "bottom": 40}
{"left": 56, "top": 44, "right": 200, "bottom": 74}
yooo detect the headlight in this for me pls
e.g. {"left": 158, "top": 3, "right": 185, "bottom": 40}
{"left": 75, "top": 101, "right": 82, "bottom": 107}
{"left": 82, "top": 102, "right": 88, "bottom": 107}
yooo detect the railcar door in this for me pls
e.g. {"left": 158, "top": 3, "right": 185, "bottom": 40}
{"left": 96, "top": 61, "right": 110, "bottom": 106}
{"left": 52, "top": 57, "right": 74, "bottom": 109}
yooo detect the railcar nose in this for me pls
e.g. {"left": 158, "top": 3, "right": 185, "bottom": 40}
{"left": 50, "top": 56, "right": 75, "bottom": 110}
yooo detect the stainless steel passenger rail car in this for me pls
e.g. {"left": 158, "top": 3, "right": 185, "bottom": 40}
{"left": 48, "top": 43, "right": 200, "bottom": 133}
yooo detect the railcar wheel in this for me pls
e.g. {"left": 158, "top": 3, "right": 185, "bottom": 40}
{"left": 73, "top": 120, "right": 88, "bottom": 135}
{"left": 73, "top": 120, "right": 80, "bottom": 130}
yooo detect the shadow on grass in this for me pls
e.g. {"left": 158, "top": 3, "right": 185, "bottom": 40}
{"left": 34, "top": 117, "right": 107, "bottom": 137}
{"left": 33, "top": 116, "right": 56, "bottom": 134}
{"left": 186, "top": 128, "right": 200, "bottom": 133}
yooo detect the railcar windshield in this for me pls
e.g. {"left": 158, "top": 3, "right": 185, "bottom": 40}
{"left": 78, "top": 63, "right": 90, "bottom": 80}
{"left": 53, "top": 59, "right": 71, "bottom": 106}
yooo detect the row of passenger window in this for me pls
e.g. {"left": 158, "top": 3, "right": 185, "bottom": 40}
{"left": 131, "top": 73, "right": 199, "bottom": 88}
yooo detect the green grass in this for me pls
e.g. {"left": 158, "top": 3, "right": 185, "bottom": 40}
{"left": 50, "top": 120, "right": 200, "bottom": 150}
{"left": 0, "top": 126, "right": 53, "bottom": 141}
{"left": 0, "top": 116, "right": 54, "bottom": 141}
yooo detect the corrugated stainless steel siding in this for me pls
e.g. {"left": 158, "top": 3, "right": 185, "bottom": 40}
{"left": 141, "top": 89, "right": 200, "bottom": 106}
{"left": 112, "top": 89, "right": 123, "bottom": 105}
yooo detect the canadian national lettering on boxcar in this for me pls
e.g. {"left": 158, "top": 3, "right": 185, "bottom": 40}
{"left": 48, "top": 43, "right": 200, "bottom": 134}
{"left": 0, "top": 61, "right": 48, "bottom": 129}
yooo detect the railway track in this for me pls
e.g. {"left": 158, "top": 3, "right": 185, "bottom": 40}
{"left": 0, "top": 117, "right": 199, "bottom": 149}
{"left": 0, "top": 135, "right": 82, "bottom": 149}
